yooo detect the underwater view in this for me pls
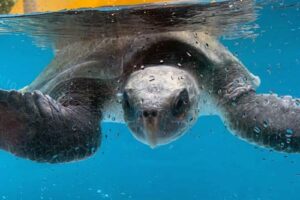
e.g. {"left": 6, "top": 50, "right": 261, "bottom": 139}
{"left": 0, "top": 0, "right": 300, "bottom": 199}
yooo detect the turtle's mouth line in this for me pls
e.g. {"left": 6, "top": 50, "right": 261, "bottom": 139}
{"left": 142, "top": 117, "right": 159, "bottom": 147}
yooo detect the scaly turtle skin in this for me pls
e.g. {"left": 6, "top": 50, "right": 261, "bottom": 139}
{"left": 0, "top": 30, "right": 300, "bottom": 163}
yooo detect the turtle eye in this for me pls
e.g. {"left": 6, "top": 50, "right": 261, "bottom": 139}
{"left": 123, "top": 92, "right": 131, "bottom": 109}
{"left": 123, "top": 91, "right": 136, "bottom": 120}
{"left": 172, "top": 89, "right": 190, "bottom": 117}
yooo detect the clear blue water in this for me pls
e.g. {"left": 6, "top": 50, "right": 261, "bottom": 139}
{"left": 0, "top": 1, "right": 299, "bottom": 200}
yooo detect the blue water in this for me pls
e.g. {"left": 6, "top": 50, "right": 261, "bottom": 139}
{"left": 0, "top": 2, "right": 300, "bottom": 200}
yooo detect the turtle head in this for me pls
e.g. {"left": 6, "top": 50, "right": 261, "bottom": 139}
{"left": 122, "top": 65, "right": 200, "bottom": 148}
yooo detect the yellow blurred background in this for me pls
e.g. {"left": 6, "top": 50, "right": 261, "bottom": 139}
{"left": 10, "top": 0, "right": 170, "bottom": 14}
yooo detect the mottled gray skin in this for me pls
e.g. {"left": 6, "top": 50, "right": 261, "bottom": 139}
{"left": 0, "top": 31, "right": 300, "bottom": 163}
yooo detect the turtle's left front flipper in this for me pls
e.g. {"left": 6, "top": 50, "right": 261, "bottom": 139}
{"left": 0, "top": 90, "right": 101, "bottom": 163}
{"left": 222, "top": 91, "right": 300, "bottom": 152}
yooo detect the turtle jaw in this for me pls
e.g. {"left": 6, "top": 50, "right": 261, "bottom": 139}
{"left": 126, "top": 109, "right": 165, "bottom": 148}
{"left": 126, "top": 109, "right": 191, "bottom": 148}
{"left": 142, "top": 114, "right": 159, "bottom": 148}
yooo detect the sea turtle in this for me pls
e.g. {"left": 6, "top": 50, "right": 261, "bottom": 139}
{"left": 1, "top": 2, "right": 300, "bottom": 163}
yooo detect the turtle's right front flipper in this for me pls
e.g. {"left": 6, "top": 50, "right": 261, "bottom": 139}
{"left": 0, "top": 90, "right": 101, "bottom": 163}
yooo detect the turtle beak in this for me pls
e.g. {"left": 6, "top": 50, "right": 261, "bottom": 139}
{"left": 142, "top": 109, "right": 159, "bottom": 148}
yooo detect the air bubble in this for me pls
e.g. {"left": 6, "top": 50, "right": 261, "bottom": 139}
{"left": 253, "top": 126, "right": 261, "bottom": 134}
{"left": 91, "top": 147, "right": 97, "bottom": 153}
{"left": 149, "top": 75, "right": 155, "bottom": 82}
{"left": 186, "top": 51, "right": 192, "bottom": 57}
{"left": 286, "top": 129, "right": 294, "bottom": 136}
{"left": 263, "top": 121, "right": 268, "bottom": 128}
{"left": 72, "top": 125, "right": 77, "bottom": 131}
{"left": 295, "top": 99, "right": 300, "bottom": 106}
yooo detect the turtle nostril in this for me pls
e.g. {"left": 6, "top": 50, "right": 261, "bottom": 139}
{"left": 143, "top": 110, "right": 157, "bottom": 118}
{"left": 151, "top": 110, "right": 158, "bottom": 117}
{"left": 143, "top": 110, "right": 149, "bottom": 118}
